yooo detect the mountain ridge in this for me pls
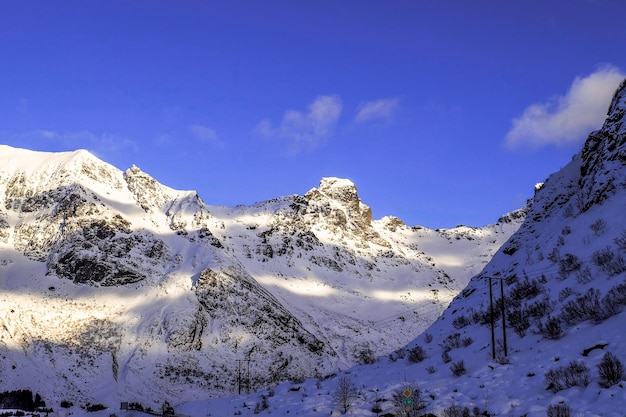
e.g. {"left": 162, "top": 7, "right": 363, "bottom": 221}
{"left": 0, "top": 145, "right": 524, "bottom": 407}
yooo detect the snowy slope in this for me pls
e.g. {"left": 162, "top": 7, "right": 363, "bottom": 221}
{"left": 0, "top": 146, "right": 522, "bottom": 408}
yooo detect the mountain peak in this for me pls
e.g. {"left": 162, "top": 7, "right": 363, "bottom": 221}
{"left": 306, "top": 177, "right": 372, "bottom": 225}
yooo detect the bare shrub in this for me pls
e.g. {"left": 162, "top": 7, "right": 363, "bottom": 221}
{"left": 560, "top": 288, "right": 603, "bottom": 324}
{"left": 615, "top": 231, "right": 626, "bottom": 251}
{"left": 390, "top": 348, "right": 406, "bottom": 362}
{"left": 575, "top": 266, "right": 594, "bottom": 284}
{"left": 452, "top": 314, "right": 471, "bottom": 330}
{"left": 441, "top": 350, "right": 452, "bottom": 363}
{"left": 597, "top": 351, "right": 625, "bottom": 388}
{"left": 528, "top": 295, "right": 553, "bottom": 318}
{"left": 546, "top": 403, "right": 571, "bottom": 417}
{"left": 442, "top": 333, "right": 462, "bottom": 352}
{"left": 423, "top": 332, "right": 433, "bottom": 344}
{"left": 547, "top": 247, "right": 560, "bottom": 264}
{"left": 450, "top": 360, "right": 466, "bottom": 376}
{"left": 558, "top": 287, "right": 576, "bottom": 302}
{"left": 407, "top": 345, "right": 426, "bottom": 363}
{"left": 539, "top": 316, "right": 563, "bottom": 340}
{"left": 442, "top": 404, "right": 470, "bottom": 417}
{"left": 509, "top": 277, "right": 542, "bottom": 302}
{"left": 590, "top": 219, "right": 607, "bottom": 236}
{"left": 358, "top": 348, "right": 376, "bottom": 364}
{"left": 558, "top": 253, "right": 582, "bottom": 278}
{"left": 462, "top": 337, "right": 473, "bottom": 347}
{"left": 602, "top": 280, "right": 626, "bottom": 317}
{"left": 544, "top": 361, "right": 590, "bottom": 392}
{"left": 426, "top": 365, "right": 436, "bottom": 374}
{"left": 507, "top": 306, "right": 531, "bottom": 337}
{"left": 592, "top": 247, "right": 626, "bottom": 276}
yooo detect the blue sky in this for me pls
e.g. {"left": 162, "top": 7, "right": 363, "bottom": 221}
{"left": 2, "top": 1, "right": 626, "bottom": 228}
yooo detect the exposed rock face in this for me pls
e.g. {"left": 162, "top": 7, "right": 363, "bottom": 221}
{"left": 579, "top": 80, "right": 626, "bottom": 211}
{"left": 125, "top": 165, "right": 174, "bottom": 212}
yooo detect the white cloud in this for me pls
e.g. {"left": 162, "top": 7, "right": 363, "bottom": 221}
{"left": 189, "top": 124, "right": 223, "bottom": 148}
{"left": 355, "top": 98, "right": 399, "bottom": 123}
{"left": 505, "top": 65, "right": 625, "bottom": 148}
{"left": 256, "top": 95, "right": 342, "bottom": 152}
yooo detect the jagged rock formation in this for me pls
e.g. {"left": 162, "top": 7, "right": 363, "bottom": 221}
{"left": 0, "top": 145, "right": 523, "bottom": 407}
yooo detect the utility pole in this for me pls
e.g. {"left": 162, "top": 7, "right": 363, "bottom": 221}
{"left": 488, "top": 277, "right": 508, "bottom": 360}
{"left": 489, "top": 278, "right": 496, "bottom": 360}
{"left": 499, "top": 278, "right": 508, "bottom": 357}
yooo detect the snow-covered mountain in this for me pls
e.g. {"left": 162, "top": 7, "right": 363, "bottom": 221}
{"left": 0, "top": 145, "right": 522, "bottom": 408}
{"left": 166, "top": 82, "right": 626, "bottom": 417}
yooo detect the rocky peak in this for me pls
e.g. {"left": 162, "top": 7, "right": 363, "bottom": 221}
{"left": 577, "top": 78, "right": 626, "bottom": 212}
{"left": 305, "top": 177, "right": 372, "bottom": 226}
{"left": 124, "top": 165, "right": 174, "bottom": 211}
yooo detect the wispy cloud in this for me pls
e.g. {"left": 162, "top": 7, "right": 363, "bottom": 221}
{"left": 505, "top": 65, "right": 625, "bottom": 149}
{"left": 256, "top": 95, "right": 342, "bottom": 152}
{"left": 354, "top": 98, "right": 399, "bottom": 123}
{"left": 189, "top": 124, "right": 224, "bottom": 148}
{"left": 2, "top": 129, "right": 137, "bottom": 156}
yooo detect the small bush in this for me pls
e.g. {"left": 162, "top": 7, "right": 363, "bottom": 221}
{"left": 597, "top": 351, "right": 625, "bottom": 388}
{"left": 507, "top": 306, "right": 531, "bottom": 337}
{"left": 424, "top": 332, "right": 433, "bottom": 343}
{"left": 539, "top": 316, "right": 563, "bottom": 340}
{"left": 450, "top": 360, "right": 466, "bottom": 376}
{"left": 544, "top": 361, "right": 590, "bottom": 392}
{"left": 590, "top": 219, "right": 607, "bottom": 236}
{"left": 547, "top": 247, "right": 560, "bottom": 264}
{"left": 442, "top": 404, "right": 470, "bottom": 417}
{"left": 592, "top": 247, "right": 626, "bottom": 276}
{"left": 358, "top": 348, "right": 376, "bottom": 364}
{"left": 560, "top": 288, "right": 603, "bottom": 324}
{"left": 86, "top": 403, "right": 106, "bottom": 412}
{"left": 614, "top": 231, "right": 626, "bottom": 251}
{"left": 546, "top": 403, "right": 571, "bottom": 417}
{"left": 441, "top": 350, "right": 452, "bottom": 363}
{"left": 462, "top": 336, "right": 473, "bottom": 347}
{"left": 528, "top": 295, "right": 553, "bottom": 318}
{"left": 558, "top": 287, "right": 576, "bottom": 302}
{"left": 452, "top": 314, "right": 471, "bottom": 329}
{"left": 575, "top": 266, "right": 594, "bottom": 284}
{"left": 390, "top": 347, "right": 406, "bottom": 362}
{"left": 426, "top": 365, "right": 436, "bottom": 374}
{"left": 442, "top": 333, "right": 462, "bottom": 352}
{"left": 408, "top": 345, "right": 427, "bottom": 363}
{"left": 601, "top": 280, "right": 626, "bottom": 317}
{"left": 559, "top": 253, "right": 582, "bottom": 278}
{"left": 509, "top": 277, "right": 542, "bottom": 302}
{"left": 60, "top": 400, "right": 73, "bottom": 408}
